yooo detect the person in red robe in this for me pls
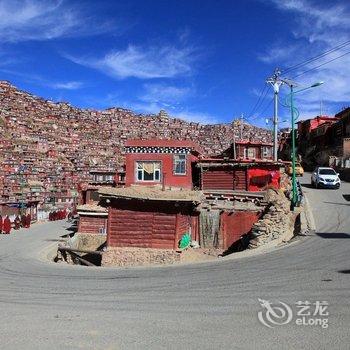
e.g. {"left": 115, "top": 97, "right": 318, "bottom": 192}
{"left": 14, "top": 216, "right": 21, "bottom": 230}
{"left": 3, "top": 216, "right": 11, "bottom": 234}
{"left": 0, "top": 215, "right": 3, "bottom": 234}
{"left": 21, "top": 214, "right": 26, "bottom": 228}
{"left": 26, "top": 214, "right": 31, "bottom": 228}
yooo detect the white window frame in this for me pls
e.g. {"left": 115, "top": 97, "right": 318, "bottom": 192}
{"left": 262, "top": 146, "right": 270, "bottom": 158}
{"left": 245, "top": 147, "right": 256, "bottom": 159}
{"left": 173, "top": 154, "right": 187, "bottom": 175}
{"left": 244, "top": 147, "right": 249, "bottom": 159}
{"left": 135, "top": 161, "right": 161, "bottom": 182}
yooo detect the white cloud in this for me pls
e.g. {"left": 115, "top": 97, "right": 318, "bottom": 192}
{"left": 259, "top": 45, "right": 299, "bottom": 64}
{"left": 49, "top": 81, "right": 84, "bottom": 90}
{"left": 84, "top": 81, "right": 218, "bottom": 124}
{"left": 0, "top": 67, "right": 85, "bottom": 90}
{"left": 129, "top": 101, "right": 219, "bottom": 124}
{"left": 67, "top": 44, "right": 197, "bottom": 79}
{"left": 262, "top": 0, "right": 350, "bottom": 117}
{"left": 172, "top": 110, "right": 220, "bottom": 124}
{"left": 140, "top": 83, "right": 191, "bottom": 104}
{"left": 0, "top": 0, "right": 115, "bottom": 42}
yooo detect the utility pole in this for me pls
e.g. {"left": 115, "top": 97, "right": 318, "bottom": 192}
{"left": 267, "top": 68, "right": 283, "bottom": 161}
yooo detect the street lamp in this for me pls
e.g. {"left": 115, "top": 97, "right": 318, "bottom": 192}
{"left": 282, "top": 80, "right": 324, "bottom": 207}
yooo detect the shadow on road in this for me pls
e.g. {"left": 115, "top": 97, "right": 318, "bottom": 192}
{"left": 316, "top": 232, "right": 350, "bottom": 239}
{"left": 338, "top": 269, "right": 350, "bottom": 274}
{"left": 301, "top": 184, "right": 314, "bottom": 189}
{"left": 323, "top": 201, "right": 350, "bottom": 207}
{"left": 342, "top": 194, "right": 350, "bottom": 201}
{"left": 44, "top": 238, "right": 67, "bottom": 242}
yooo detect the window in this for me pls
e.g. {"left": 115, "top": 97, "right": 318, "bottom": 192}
{"left": 262, "top": 146, "right": 271, "bottom": 158}
{"left": 173, "top": 154, "right": 186, "bottom": 175}
{"left": 136, "top": 161, "right": 161, "bottom": 182}
{"left": 245, "top": 147, "right": 256, "bottom": 159}
{"left": 244, "top": 148, "right": 248, "bottom": 159}
{"left": 319, "top": 168, "right": 336, "bottom": 175}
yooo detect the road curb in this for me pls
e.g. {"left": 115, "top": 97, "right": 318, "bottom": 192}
{"left": 302, "top": 194, "right": 316, "bottom": 234}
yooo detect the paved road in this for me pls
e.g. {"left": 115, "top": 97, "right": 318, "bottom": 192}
{"left": 0, "top": 174, "right": 350, "bottom": 349}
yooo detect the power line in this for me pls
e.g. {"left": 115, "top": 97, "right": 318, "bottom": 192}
{"left": 246, "top": 83, "right": 268, "bottom": 119}
{"left": 260, "top": 97, "right": 274, "bottom": 116}
{"left": 282, "top": 39, "right": 350, "bottom": 74}
{"left": 249, "top": 97, "right": 274, "bottom": 121}
{"left": 292, "top": 49, "right": 350, "bottom": 79}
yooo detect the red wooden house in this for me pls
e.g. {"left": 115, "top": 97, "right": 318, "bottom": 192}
{"left": 232, "top": 140, "right": 273, "bottom": 160}
{"left": 124, "top": 139, "right": 201, "bottom": 189}
{"left": 297, "top": 115, "right": 337, "bottom": 140}
{"left": 99, "top": 186, "right": 202, "bottom": 249}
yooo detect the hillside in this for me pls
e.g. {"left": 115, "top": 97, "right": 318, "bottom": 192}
{"left": 0, "top": 81, "right": 272, "bottom": 204}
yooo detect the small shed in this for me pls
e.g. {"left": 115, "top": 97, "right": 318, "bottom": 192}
{"left": 99, "top": 186, "right": 202, "bottom": 249}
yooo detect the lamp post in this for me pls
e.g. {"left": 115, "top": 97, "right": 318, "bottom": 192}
{"left": 290, "top": 85, "right": 297, "bottom": 207}
{"left": 283, "top": 80, "right": 324, "bottom": 207}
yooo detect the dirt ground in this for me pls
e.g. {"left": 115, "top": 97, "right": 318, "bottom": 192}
{"left": 180, "top": 248, "right": 223, "bottom": 263}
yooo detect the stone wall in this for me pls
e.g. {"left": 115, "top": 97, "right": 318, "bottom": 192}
{"left": 248, "top": 189, "right": 294, "bottom": 248}
{"left": 102, "top": 247, "right": 180, "bottom": 267}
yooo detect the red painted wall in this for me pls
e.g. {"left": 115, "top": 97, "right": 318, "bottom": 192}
{"left": 125, "top": 153, "right": 196, "bottom": 189}
{"left": 220, "top": 211, "right": 260, "bottom": 250}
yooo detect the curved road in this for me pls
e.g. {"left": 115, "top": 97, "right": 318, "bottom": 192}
{"left": 1, "top": 174, "right": 350, "bottom": 349}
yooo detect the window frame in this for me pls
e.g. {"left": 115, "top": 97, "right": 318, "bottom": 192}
{"left": 245, "top": 147, "right": 256, "bottom": 159}
{"left": 135, "top": 160, "right": 162, "bottom": 182}
{"left": 262, "top": 146, "right": 271, "bottom": 158}
{"left": 173, "top": 154, "right": 187, "bottom": 176}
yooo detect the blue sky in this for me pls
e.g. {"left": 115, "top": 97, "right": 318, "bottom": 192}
{"left": 0, "top": 0, "right": 349, "bottom": 127}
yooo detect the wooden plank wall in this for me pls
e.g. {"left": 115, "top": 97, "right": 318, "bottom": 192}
{"left": 202, "top": 169, "right": 234, "bottom": 190}
{"left": 234, "top": 170, "right": 247, "bottom": 190}
{"left": 108, "top": 208, "right": 177, "bottom": 249}
{"left": 152, "top": 212, "right": 177, "bottom": 249}
{"left": 202, "top": 168, "right": 247, "bottom": 190}
{"left": 78, "top": 216, "right": 107, "bottom": 234}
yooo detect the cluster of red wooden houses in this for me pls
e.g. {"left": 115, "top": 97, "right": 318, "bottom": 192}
{"left": 279, "top": 108, "right": 350, "bottom": 169}
{"left": 77, "top": 139, "right": 283, "bottom": 252}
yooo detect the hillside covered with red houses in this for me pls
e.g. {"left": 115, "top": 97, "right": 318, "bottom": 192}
{"left": 0, "top": 80, "right": 273, "bottom": 208}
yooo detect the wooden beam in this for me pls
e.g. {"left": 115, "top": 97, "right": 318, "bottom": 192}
{"left": 58, "top": 246, "right": 103, "bottom": 255}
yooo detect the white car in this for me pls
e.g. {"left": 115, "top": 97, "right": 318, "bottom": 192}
{"left": 311, "top": 167, "right": 341, "bottom": 189}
